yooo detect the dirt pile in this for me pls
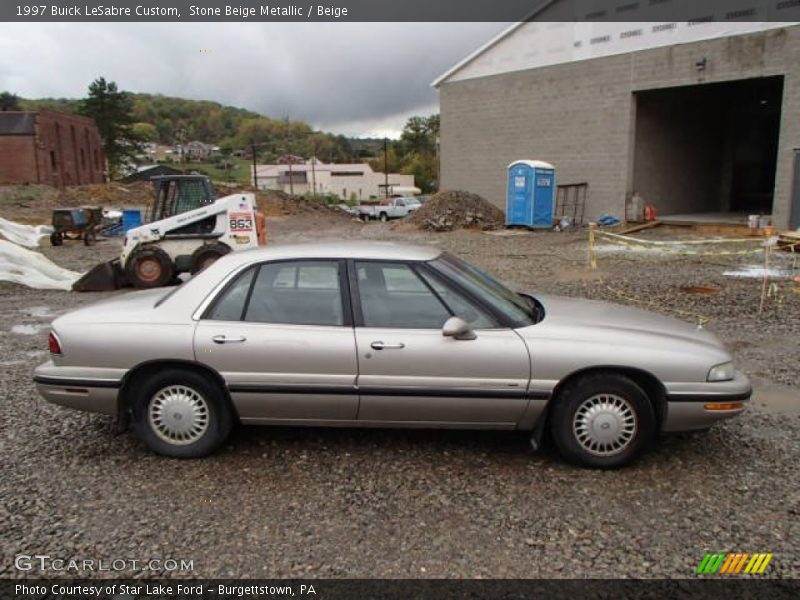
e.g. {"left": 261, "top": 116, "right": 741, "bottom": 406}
{"left": 407, "top": 190, "right": 505, "bottom": 231}
{"left": 1, "top": 182, "right": 356, "bottom": 224}
{"left": 59, "top": 182, "right": 154, "bottom": 207}
{"left": 0, "top": 183, "right": 154, "bottom": 224}
{"left": 255, "top": 189, "right": 354, "bottom": 220}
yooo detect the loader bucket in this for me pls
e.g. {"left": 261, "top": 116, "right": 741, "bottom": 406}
{"left": 72, "top": 259, "right": 128, "bottom": 292}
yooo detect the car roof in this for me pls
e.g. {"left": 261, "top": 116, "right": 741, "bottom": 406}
{"left": 223, "top": 241, "right": 443, "bottom": 267}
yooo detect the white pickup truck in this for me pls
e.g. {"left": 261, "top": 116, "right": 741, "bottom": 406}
{"left": 356, "top": 197, "right": 421, "bottom": 221}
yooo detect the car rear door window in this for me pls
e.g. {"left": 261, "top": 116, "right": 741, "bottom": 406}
{"left": 245, "top": 261, "right": 344, "bottom": 326}
{"left": 206, "top": 267, "right": 255, "bottom": 321}
{"left": 356, "top": 262, "right": 450, "bottom": 328}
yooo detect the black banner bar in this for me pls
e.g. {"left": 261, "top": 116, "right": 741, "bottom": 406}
{"left": 2, "top": 0, "right": 800, "bottom": 22}
{"left": 4, "top": 579, "right": 800, "bottom": 600}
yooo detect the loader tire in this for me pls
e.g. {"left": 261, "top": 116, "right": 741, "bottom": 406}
{"left": 83, "top": 229, "right": 97, "bottom": 246}
{"left": 50, "top": 232, "right": 63, "bottom": 246}
{"left": 126, "top": 246, "right": 175, "bottom": 289}
{"left": 190, "top": 243, "right": 231, "bottom": 275}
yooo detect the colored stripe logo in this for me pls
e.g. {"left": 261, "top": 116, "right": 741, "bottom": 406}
{"left": 696, "top": 552, "right": 773, "bottom": 574}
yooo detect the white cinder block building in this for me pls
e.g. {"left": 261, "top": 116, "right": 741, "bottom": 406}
{"left": 435, "top": 1, "right": 800, "bottom": 228}
{"left": 252, "top": 161, "right": 416, "bottom": 200}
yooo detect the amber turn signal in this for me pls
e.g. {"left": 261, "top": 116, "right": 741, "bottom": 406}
{"left": 704, "top": 402, "right": 745, "bottom": 411}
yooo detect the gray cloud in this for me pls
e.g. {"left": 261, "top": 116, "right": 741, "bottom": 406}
{"left": 0, "top": 22, "right": 507, "bottom": 137}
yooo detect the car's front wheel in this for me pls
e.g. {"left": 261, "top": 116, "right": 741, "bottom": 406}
{"left": 550, "top": 374, "right": 655, "bottom": 469}
{"left": 132, "top": 369, "right": 232, "bottom": 458}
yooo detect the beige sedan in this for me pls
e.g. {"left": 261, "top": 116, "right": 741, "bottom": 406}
{"left": 34, "top": 242, "right": 751, "bottom": 468}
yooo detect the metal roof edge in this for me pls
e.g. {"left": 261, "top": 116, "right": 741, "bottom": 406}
{"left": 430, "top": 0, "right": 558, "bottom": 88}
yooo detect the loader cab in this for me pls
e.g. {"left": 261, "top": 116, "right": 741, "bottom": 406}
{"left": 148, "top": 174, "right": 217, "bottom": 235}
{"left": 148, "top": 175, "right": 216, "bottom": 222}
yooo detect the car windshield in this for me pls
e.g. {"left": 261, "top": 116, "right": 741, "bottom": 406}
{"left": 430, "top": 253, "right": 539, "bottom": 327}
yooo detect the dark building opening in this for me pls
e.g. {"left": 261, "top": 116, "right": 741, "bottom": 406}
{"left": 632, "top": 76, "right": 783, "bottom": 222}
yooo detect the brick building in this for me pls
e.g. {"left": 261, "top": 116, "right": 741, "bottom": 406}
{"left": 0, "top": 109, "right": 105, "bottom": 186}
{"left": 434, "top": 5, "right": 800, "bottom": 229}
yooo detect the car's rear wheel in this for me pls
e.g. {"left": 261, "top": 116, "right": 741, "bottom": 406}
{"left": 132, "top": 369, "right": 232, "bottom": 458}
{"left": 379, "top": 212, "right": 388, "bottom": 222}
{"left": 550, "top": 374, "right": 655, "bottom": 469}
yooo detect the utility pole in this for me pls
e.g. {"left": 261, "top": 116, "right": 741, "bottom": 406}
{"left": 383, "top": 137, "right": 389, "bottom": 198}
{"left": 310, "top": 138, "right": 317, "bottom": 198}
{"left": 284, "top": 116, "right": 295, "bottom": 196}
{"left": 251, "top": 142, "right": 258, "bottom": 190}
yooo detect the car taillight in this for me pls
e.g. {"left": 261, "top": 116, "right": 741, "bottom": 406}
{"left": 48, "top": 332, "right": 62, "bottom": 355}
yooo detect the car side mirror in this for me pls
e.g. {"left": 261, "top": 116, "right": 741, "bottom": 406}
{"left": 442, "top": 316, "right": 477, "bottom": 341}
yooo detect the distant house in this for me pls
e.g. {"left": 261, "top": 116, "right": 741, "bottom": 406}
{"left": 142, "top": 143, "right": 178, "bottom": 162}
{"left": 181, "top": 141, "right": 219, "bottom": 161}
{"left": 252, "top": 160, "right": 416, "bottom": 200}
{"left": 0, "top": 109, "right": 105, "bottom": 186}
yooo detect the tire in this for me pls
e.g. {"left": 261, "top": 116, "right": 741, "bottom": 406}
{"left": 126, "top": 246, "right": 175, "bottom": 289}
{"left": 550, "top": 374, "right": 655, "bottom": 469}
{"left": 379, "top": 212, "right": 388, "bottom": 222}
{"left": 83, "top": 229, "right": 96, "bottom": 246}
{"left": 131, "top": 368, "right": 232, "bottom": 458}
{"left": 190, "top": 243, "right": 231, "bottom": 275}
{"left": 50, "top": 232, "right": 63, "bottom": 246}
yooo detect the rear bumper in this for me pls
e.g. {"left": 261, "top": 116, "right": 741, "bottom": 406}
{"left": 662, "top": 370, "right": 751, "bottom": 432}
{"left": 33, "top": 362, "right": 122, "bottom": 415}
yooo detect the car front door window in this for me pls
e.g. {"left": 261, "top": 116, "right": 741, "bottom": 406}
{"left": 356, "top": 262, "right": 450, "bottom": 328}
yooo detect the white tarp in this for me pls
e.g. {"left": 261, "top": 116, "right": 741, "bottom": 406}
{"left": 0, "top": 217, "right": 53, "bottom": 248}
{"left": 0, "top": 240, "right": 80, "bottom": 290}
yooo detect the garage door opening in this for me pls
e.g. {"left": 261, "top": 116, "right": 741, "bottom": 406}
{"left": 632, "top": 76, "right": 783, "bottom": 224}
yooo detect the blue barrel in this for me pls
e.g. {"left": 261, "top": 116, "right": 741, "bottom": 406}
{"left": 122, "top": 209, "right": 142, "bottom": 232}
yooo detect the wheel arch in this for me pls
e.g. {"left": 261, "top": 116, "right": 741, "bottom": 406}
{"left": 118, "top": 359, "right": 239, "bottom": 423}
{"left": 548, "top": 365, "right": 667, "bottom": 427}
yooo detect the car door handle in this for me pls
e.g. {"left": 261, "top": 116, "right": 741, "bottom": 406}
{"left": 212, "top": 335, "right": 247, "bottom": 344}
{"left": 371, "top": 341, "right": 405, "bottom": 350}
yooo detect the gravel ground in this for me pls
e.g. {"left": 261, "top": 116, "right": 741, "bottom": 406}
{"left": 1, "top": 216, "right": 798, "bottom": 579}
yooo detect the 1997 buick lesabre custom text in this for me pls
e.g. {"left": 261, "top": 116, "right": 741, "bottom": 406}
{"left": 34, "top": 242, "right": 751, "bottom": 468}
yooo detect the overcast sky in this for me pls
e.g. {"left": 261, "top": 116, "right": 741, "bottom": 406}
{"left": 0, "top": 23, "right": 508, "bottom": 138}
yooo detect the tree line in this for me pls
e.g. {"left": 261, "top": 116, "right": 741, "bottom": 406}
{"left": 3, "top": 80, "right": 440, "bottom": 191}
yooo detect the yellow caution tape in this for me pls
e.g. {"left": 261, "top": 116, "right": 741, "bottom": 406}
{"left": 595, "top": 230, "right": 767, "bottom": 246}
{"left": 596, "top": 276, "right": 711, "bottom": 326}
{"left": 594, "top": 234, "right": 765, "bottom": 256}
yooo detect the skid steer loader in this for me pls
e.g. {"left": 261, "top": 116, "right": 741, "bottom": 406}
{"left": 73, "top": 175, "right": 267, "bottom": 292}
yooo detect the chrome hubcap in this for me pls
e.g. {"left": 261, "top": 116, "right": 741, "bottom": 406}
{"left": 148, "top": 385, "right": 210, "bottom": 445}
{"left": 572, "top": 394, "right": 637, "bottom": 456}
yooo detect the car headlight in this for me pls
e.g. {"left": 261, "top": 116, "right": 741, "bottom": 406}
{"left": 707, "top": 362, "right": 735, "bottom": 382}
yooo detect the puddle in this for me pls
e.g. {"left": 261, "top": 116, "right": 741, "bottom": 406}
{"left": 11, "top": 324, "right": 47, "bottom": 335}
{"left": 723, "top": 265, "right": 795, "bottom": 279}
{"left": 21, "top": 306, "right": 55, "bottom": 318}
{"left": 752, "top": 385, "right": 800, "bottom": 414}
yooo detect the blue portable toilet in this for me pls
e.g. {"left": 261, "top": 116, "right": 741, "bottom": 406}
{"left": 506, "top": 160, "right": 556, "bottom": 228}
{"left": 122, "top": 209, "right": 143, "bottom": 232}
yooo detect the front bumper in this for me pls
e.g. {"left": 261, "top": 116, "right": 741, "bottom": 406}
{"left": 33, "top": 361, "right": 123, "bottom": 415}
{"left": 662, "top": 370, "right": 751, "bottom": 432}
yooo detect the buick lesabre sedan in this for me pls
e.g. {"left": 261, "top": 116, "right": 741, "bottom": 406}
{"left": 34, "top": 242, "right": 751, "bottom": 468}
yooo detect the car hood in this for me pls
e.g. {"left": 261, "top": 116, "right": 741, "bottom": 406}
{"left": 525, "top": 293, "right": 724, "bottom": 351}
